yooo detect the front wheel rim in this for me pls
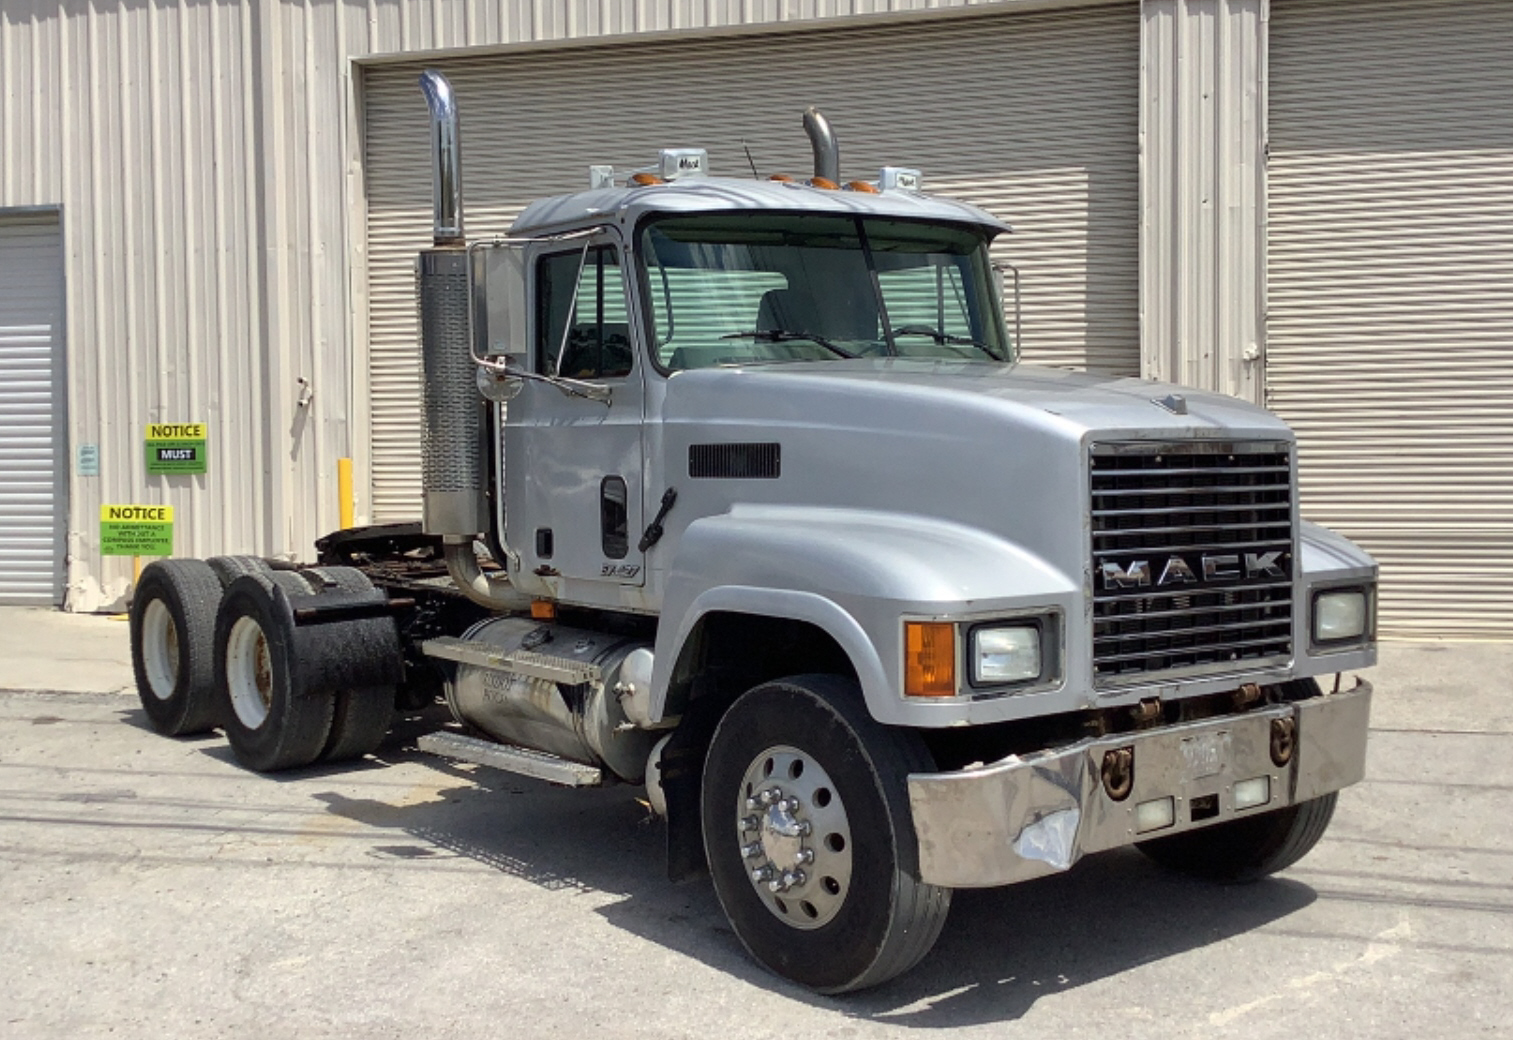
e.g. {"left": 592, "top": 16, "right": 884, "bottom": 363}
{"left": 225, "top": 615, "right": 273, "bottom": 729}
{"left": 141, "top": 599, "right": 179, "bottom": 701}
{"left": 735, "top": 745, "right": 854, "bottom": 930}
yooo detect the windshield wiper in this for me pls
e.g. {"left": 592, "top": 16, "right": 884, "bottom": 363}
{"left": 720, "top": 329, "right": 859, "bottom": 359}
{"left": 890, "top": 325, "right": 1006, "bottom": 362}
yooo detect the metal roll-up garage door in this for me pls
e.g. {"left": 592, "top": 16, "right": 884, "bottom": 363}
{"left": 1267, "top": 0, "right": 1513, "bottom": 638}
{"left": 362, "top": 6, "right": 1140, "bottom": 521}
{"left": 0, "top": 214, "right": 66, "bottom": 605}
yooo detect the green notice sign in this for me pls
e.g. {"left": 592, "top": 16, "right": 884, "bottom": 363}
{"left": 101, "top": 504, "right": 174, "bottom": 557}
{"left": 146, "top": 422, "right": 208, "bottom": 475}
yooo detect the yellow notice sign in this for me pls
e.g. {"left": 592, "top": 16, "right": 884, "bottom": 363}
{"left": 146, "top": 422, "right": 208, "bottom": 475}
{"left": 100, "top": 504, "right": 174, "bottom": 556}
{"left": 146, "top": 423, "right": 207, "bottom": 440}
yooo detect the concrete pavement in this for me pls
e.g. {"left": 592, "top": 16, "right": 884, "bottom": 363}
{"left": 0, "top": 605, "right": 1509, "bottom": 1038}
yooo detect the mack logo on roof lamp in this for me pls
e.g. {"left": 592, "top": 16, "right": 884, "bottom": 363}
{"left": 1101, "top": 551, "right": 1287, "bottom": 590}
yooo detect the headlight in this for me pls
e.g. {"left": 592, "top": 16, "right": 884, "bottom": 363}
{"left": 972, "top": 624, "right": 1041, "bottom": 685}
{"left": 1313, "top": 587, "right": 1369, "bottom": 644}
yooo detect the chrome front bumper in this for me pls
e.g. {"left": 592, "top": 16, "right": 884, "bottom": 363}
{"left": 908, "top": 679, "right": 1372, "bottom": 888}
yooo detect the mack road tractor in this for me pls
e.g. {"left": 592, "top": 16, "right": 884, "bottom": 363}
{"left": 129, "top": 71, "right": 1377, "bottom": 993}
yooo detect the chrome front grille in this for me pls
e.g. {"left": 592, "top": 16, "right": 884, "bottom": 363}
{"left": 1090, "top": 441, "right": 1295, "bottom": 686}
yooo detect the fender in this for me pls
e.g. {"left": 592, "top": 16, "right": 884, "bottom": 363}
{"left": 648, "top": 504, "right": 1079, "bottom": 727}
{"left": 1292, "top": 519, "right": 1380, "bottom": 679}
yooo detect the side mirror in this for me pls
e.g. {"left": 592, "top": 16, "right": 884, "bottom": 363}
{"left": 471, "top": 243, "right": 529, "bottom": 401}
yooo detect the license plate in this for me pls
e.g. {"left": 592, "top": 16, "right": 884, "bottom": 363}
{"left": 1181, "top": 730, "right": 1231, "bottom": 781}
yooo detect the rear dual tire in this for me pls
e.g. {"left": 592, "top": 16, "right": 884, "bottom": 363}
{"left": 130, "top": 559, "right": 224, "bottom": 736}
{"left": 215, "top": 567, "right": 399, "bottom": 772}
{"left": 216, "top": 573, "right": 335, "bottom": 773}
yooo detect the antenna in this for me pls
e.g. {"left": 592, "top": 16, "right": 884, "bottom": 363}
{"left": 741, "top": 139, "right": 760, "bottom": 180}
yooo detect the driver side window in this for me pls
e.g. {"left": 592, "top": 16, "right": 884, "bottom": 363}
{"left": 537, "top": 246, "right": 633, "bottom": 379}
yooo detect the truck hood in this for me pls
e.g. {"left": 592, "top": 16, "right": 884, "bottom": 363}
{"left": 664, "top": 358, "right": 1286, "bottom": 439}
{"left": 658, "top": 359, "right": 1293, "bottom": 592}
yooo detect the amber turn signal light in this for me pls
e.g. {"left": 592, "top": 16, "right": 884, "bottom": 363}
{"left": 530, "top": 599, "right": 557, "bottom": 620}
{"left": 904, "top": 622, "right": 956, "bottom": 697}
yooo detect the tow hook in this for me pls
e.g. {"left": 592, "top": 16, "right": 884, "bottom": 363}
{"left": 1101, "top": 746, "right": 1135, "bottom": 801}
{"left": 1270, "top": 717, "right": 1296, "bottom": 766}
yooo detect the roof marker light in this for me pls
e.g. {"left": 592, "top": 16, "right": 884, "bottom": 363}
{"left": 880, "top": 167, "right": 923, "bottom": 191}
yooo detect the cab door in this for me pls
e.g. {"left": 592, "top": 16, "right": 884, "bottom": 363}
{"left": 503, "top": 232, "right": 646, "bottom": 591}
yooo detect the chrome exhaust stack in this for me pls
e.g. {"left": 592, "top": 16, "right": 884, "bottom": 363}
{"left": 802, "top": 107, "right": 840, "bottom": 184}
{"left": 420, "top": 70, "right": 465, "bottom": 246}
{"left": 416, "top": 69, "right": 484, "bottom": 540}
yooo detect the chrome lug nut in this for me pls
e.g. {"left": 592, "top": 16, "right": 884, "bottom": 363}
{"left": 782, "top": 870, "right": 805, "bottom": 889}
{"left": 796, "top": 848, "right": 815, "bottom": 865}
{"left": 745, "top": 796, "right": 759, "bottom": 811}
{"left": 758, "top": 788, "right": 778, "bottom": 806}
{"left": 798, "top": 821, "right": 813, "bottom": 836}
{"left": 740, "top": 815, "right": 759, "bottom": 833}
{"left": 767, "top": 877, "right": 787, "bottom": 893}
{"left": 741, "top": 843, "right": 763, "bottom": 859}
{"left": 750, "top": 865, "right": 774, "bottom": 883}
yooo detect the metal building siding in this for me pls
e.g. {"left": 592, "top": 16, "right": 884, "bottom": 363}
{"left": 1267, "top": 0, "right": 1513, "bottom": 637}
{"left": 0, "top": 215, "right": 66, "bottom": 605}
{"left": 1140, "top": 0, "right": 1267, "bottom": 406}
{"left": 362, "top": 6, "right": 1141, "bottom": 518}
{"left": 0, "top": 0, "right": 1111, "bottom": 607}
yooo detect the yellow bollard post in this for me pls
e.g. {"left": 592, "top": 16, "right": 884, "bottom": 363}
{"left": 338, "top": 457, "right": 355, "bottom": 530}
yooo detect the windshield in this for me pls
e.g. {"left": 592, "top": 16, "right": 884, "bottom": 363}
{"left": 639, "top": 214, "right": 1011, "bottom": 372}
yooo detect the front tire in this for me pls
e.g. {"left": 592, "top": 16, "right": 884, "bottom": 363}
{"left": 701, "top": 674, "right": 950, "bottom": 993}
{"left": 1137, "top": 792, "right": 1339, "bottom": 882}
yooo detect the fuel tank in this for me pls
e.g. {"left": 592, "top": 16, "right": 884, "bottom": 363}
{"left": 444, "top": 616, "right": 655, "bottom": 783}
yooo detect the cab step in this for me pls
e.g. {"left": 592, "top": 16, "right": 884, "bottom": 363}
{"left": 417, "top": 731, "right": 603, "bottom": 787}
{"left": 420, "top": 635, "right": 602, "bottom": 686}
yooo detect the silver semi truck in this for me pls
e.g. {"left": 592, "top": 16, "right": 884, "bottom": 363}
{"left": 129, "top": 71, "right": 1376, "bottom": 993}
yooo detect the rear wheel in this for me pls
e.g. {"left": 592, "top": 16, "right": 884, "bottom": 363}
{"left": 1137, "top": 792, "right": 1339, "bottom": 882}
{"left": 214, "top": 573, "right": 333, "bottom": 772}
{"left": 701, "top": 674, "right": 950, "bottom": 993}
{"left": 301, "top": 566, "right": 397, "bottom": 762}
{"left": 130, "top": 559, "right": 223, "bottom": 736}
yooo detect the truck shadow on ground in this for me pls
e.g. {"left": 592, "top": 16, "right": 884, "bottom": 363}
{"left": 304, "top": 723, "right": 1318, "bottom": 1029}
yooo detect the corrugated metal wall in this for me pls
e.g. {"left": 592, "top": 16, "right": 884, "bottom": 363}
{"left": 0, "top": 0, "right": 1058, "bottom": 609}
{"left": 1140, "top": 0, "right": 1266, "bottom": 405}
{"left": 1268, "top": 0, "right": 1513, "bottom": 637}
{"left": 362, "top": 5, "right": 1141, "bottom": 520}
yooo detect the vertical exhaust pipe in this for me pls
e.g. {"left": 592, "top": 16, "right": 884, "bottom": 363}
{"left": 416, "top": 70, "right": 483, "bottom": 539}
{"left": 802, "top": 107, "right": 840, "bottom": 184}
{"left": 415, "top": 71, "right": 531, "bottom": 611}
{"left": 420, "top": 70, "right": 465, "bottom": 245}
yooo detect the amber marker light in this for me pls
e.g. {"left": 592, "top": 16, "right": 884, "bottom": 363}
{"left": 531, "top": 600, "right": 557, "bottom": 620}
{"left": 630, "top": 172, "right": 666, "bottom": 186}
{"left": 808, "top": 176, "right": 840, "bottom": 190}
{"left": 768, "top": 173, "right": 795, "bottom": 182}
{"left": 846, "top": 180, "right": 880, "bottom": 193}
{"left": 904, "top": 622, "right": 957, "bottom": 697}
